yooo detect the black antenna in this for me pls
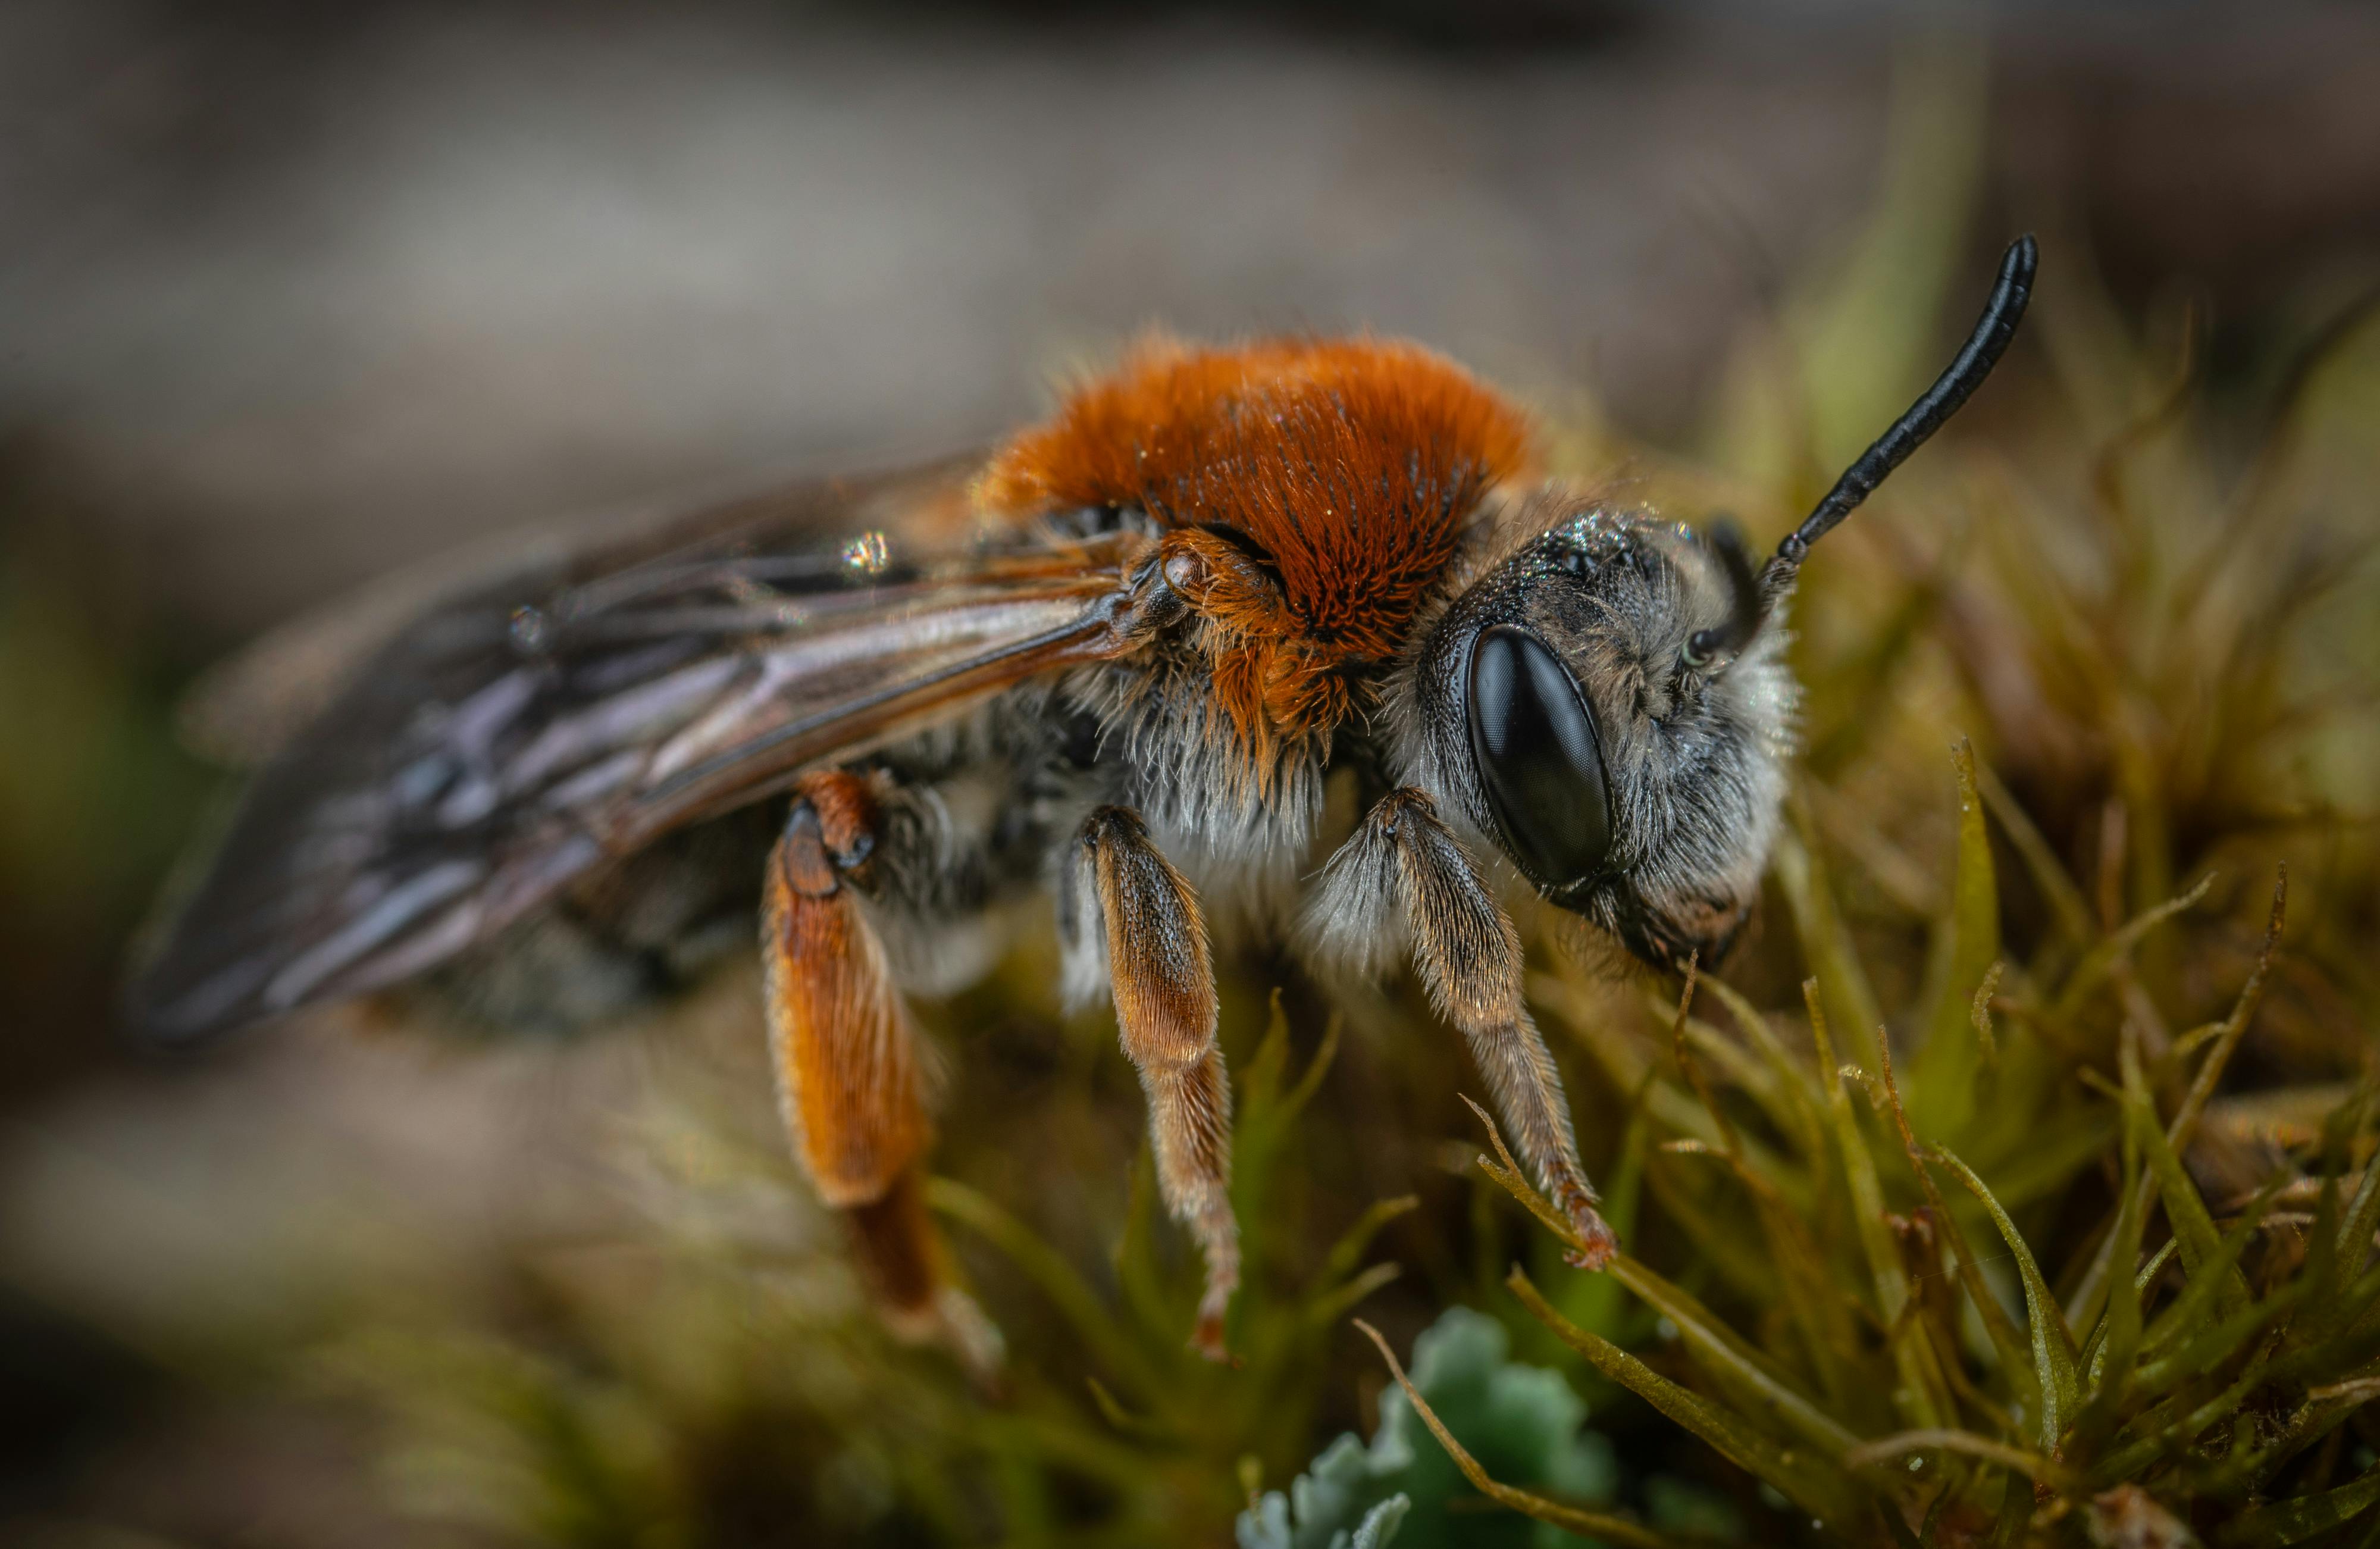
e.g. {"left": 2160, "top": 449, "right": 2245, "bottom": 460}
{"left": 1764, "top": 234, "right": 2038, "bottom": 597}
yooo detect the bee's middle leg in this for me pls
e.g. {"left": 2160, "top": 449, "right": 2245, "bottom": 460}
{"left": 762, "top": 769, "right": 999, "bottom": 1377}
{"left": 1070, "top": 806, "right": 1240, "bottom": 1360}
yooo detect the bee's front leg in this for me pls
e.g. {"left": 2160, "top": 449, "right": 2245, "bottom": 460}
{"left": 762, "top": 769, "right": 1001, "bottom": 1380}
{"left": 1306, "top": 788, "right": 1618, "bottom": 1269}
{"left": 1066, "top": 806, "right": 1240, "bottom": 1360}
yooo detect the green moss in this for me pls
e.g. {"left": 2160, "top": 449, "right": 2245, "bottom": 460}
{"left": 1239, "top": 1307, "right": 1617, "bottom": 1549}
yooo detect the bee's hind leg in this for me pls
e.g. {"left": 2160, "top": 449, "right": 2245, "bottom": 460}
{"left": 1313, "top": 788, "right": 1619, "bottom": 1270}
{"left": 762, "top": 770, "right": 1001, "bottom": 1381}
{"left": 1069, "top": 806, "right": 1241, "bottom": 1360}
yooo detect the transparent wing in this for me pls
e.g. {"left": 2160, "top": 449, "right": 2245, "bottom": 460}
{"left": 179, "top": 454, "right": 987, "bottom": 765}
{"left": 130, "top": 461, "right": 1147, "bottom": 1043}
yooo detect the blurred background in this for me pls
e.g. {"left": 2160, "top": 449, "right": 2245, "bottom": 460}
{"left": 5, "top": 2, "right": 2380, "bottom": 1545}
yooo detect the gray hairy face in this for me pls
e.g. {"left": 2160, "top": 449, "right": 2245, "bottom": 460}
{"left": 1401, "top": 503, "right": 1797, "bottom": 969}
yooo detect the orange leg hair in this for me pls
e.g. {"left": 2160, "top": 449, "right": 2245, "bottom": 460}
{"left": 1074, "top": 807, "right": 1240, "bottom": 1360}
{"left": 762, "top": 771, "right": 1000, "bottom": 1376}
{"left": 1352, "top": 788, "right": 1618, "bottom": 1268}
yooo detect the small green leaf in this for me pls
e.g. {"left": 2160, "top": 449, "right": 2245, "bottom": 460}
{"left": 1354, "top": 1318, "right": 1681, "bottom": 1549}
{"left": 1505, "top": 1272, "right": 1863, "bottom": 1532}
{"left": 1985, "top": 1467, "right": 2035, "bottom": 1549}
{"left": 1933, "top": 1146, "right": 2080, "bottom": 1448}
{"left": 2133, "top": 1280, "right": 2306, "bottom": 1402}
{"left": 2068, "top": 1110, "right": 2150, "bottom": 1451}
{"left": 1323, "top": 1196, "right": 1420, "bottom": 1288}
{"left": 1874, "top": 1031, "right": 2036, "bottom": 1406}
{"left": 1910, "top": 740, "right": 2001, "bottom": 1137}
{"left": 1776, "top": 822, "right": 1886, "bottom": 1072}
{"left": 2320, "top": 1160, "right": 2380, "bottom": 1326}
{"left": 2050, "top": 874, "right": 2215, "bottom": 1022}
{"left": 1971, "top": 758, "right": 2096, "bottom": 946}
{"left": 2065, "top": 871, "right": 2284, "bottom": 1333}
{"left": 1604, "top": 1251, "right": 1862, "bottom": 1460}
{"left": 1843, "top": 1428, "right": 2082, "bottom": 1493}
{"left": 1701, "top": 974, "right": 1831, "bottom": 1166}
{"left": 928, "top": 1176, "right": 1167, "bottom": 1403}
{"left": 2215, "top": 1463, "right": 2380, "bottom": 1547}
{"left": 1247, "top": 1307, "right": 1623, "bottom": 1549}
{"left": 2122, "top": 1035, "right": 2247, "bottom": 1319}
{"left": 2138, "top": 1174, "right": 2289, "bottom": 1365}
{"left": 1349, "top": 1494, "right": 1410, "bottom": 1549}
{"left": 1303, "top": 1263, "right": 1402, "bottom": 1334}
{"left": 1806, "top": 980, "right": 1946, "bottom": 1431}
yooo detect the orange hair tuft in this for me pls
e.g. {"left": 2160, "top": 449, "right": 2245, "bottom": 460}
{"left": 981, "top": 335, "right": 1533, "bottom": 669}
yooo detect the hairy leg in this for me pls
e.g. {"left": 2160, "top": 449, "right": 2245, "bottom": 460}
{"left": 1308, "top": 787, "right": 1617, "bottom": 1268}
{"left": 762, "top": 769, "right": 1000, "bottom": 1375}
{"left": 1071, "top": 806, "right": 1241, "bottom": 1359}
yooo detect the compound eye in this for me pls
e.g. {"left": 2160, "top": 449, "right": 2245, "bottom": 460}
{"left": 1466, "top": 625, "right": 1614, "bottom": 895}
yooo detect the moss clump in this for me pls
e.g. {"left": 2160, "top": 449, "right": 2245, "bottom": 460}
{"left": 1239, "top": 1306, "right": 1616, "bottom": 1549}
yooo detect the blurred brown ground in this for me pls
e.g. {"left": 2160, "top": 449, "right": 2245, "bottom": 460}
{"left": 3, "top": 1, "right": 2379, "bottom": 1542}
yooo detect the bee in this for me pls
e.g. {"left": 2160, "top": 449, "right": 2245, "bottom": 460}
{"left": 130, "top": 237, "right": 2035, "bottom": 1371}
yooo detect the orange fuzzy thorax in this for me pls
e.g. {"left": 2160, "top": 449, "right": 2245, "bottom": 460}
{"left": 979, "top": 336, "right": 1534, "bottom": 748}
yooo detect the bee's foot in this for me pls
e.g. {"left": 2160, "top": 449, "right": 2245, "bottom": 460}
{"left": 935, "top": 1288, "right": 1009, "bottom": 1394}
{"left": 1555, "top": 1184, "right": 1620, "bottom": 1271}
{"left": 1189, "top": 1279, "right": 1239, "bottom": 1365}
{"left": 884, "top": 1287, "right": 1007, "bottom": 1392}
{"left": 1190, "top": 1316, "right": 1232, "bottom": 1363}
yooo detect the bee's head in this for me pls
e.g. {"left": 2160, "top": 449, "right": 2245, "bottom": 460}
{"left": 1399, "top": 233, "right": 2037, "bottom": 971}
{"left": 1408, "top": 506, "right": 1793, "bottom": 969}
